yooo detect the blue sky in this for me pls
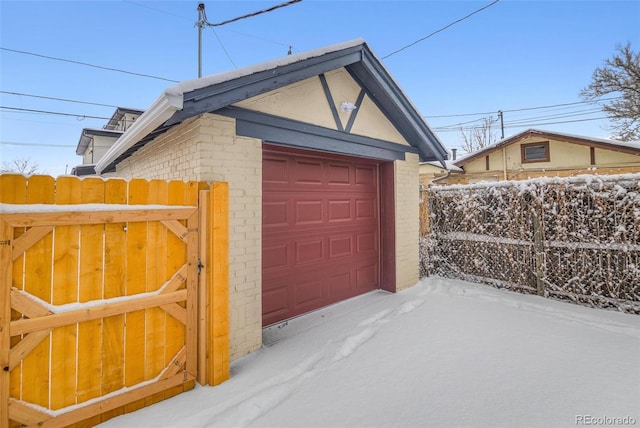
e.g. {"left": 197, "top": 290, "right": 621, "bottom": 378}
{"left": 1, "top": 0, "right": 639, "bottom": 176}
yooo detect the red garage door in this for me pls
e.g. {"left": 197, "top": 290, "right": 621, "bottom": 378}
{"left": 262, "top": 145, "right": 381, "bottom": 326}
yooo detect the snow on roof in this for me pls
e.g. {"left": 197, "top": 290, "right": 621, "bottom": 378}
{"left": 420, "top": 160, "right": 464, "bottom": 172}
{"left": 168, "top": 38, "right": 367, "bottom": 97}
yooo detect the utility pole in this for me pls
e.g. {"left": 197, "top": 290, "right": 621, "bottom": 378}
{"left": 196, "top": 3, "right": 206, "bottom": 78}
{"left": 498, "top": 110, "right": 504, "bottom": 139}
{"left": 194, "top": 0, "right": 301, "bottom": 78}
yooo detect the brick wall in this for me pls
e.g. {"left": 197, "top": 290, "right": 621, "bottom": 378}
{"left": 115, "top": 113, "right": 263, "bottom": 360}
{"left": 394, "top": 153, "right": 420, "bottom": 290}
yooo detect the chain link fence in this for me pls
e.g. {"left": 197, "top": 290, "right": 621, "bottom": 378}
{"left": 421, "top": 174, "right": 640, "bottom": 314}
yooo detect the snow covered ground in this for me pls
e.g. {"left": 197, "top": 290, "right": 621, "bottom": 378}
{"left": 99, "top": 276, "right": 640, "bottom": 428}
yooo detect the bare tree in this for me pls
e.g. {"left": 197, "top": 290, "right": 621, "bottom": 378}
{"left": 580, "top": 42, "right": 640, "bottom": 141}
{"left": 459, "top": 117, "right": 498, "bottom": 154}
{"left": 1, "top": 157, "right": 42, "bottom": 175}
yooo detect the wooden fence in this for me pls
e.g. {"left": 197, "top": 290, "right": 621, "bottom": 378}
{"left": 0, "top": 175, "right": 229, "bottom": 428}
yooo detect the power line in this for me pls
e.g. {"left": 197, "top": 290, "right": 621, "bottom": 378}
{"left": 1, "top": 106, "right": 111, "bottom": 121}
{"left": 208, "top": 27, "right": 238, "bottom": 68}
{"left": 207, "top": 0, "right": 302, "bottom": 27}
{"left": 0, "top": 47, "right": 180, "bottom": 83}
{"left": 222, "top": 28, "right": 293, "bottom": 48}
{"left": 383, "top": 0, "right": 501, "bottom": 60}
{"left": 433, "top": 116, "right": 495, "bottom": 131}
{"left": 196, "top": 0, "right": 301, "bottom": 76}
{"left": 125, "top": 0, "right": 293, "bottom": 49}
{"left": 426, "top": 97, "right": 621, "bottom": 119}
{"left": 503, "top": 116, "right": 609, "bottom": 129}
{"left": 0, "top": 91, "right": 121, "bottom": 109}
{"left": 123, "top": 0, "right": 191, "bottom": 21}
{"left": 505, "top": 108, "right": 602, "bottom": 125}
{"left": 435, "top": 115, "right": 610, "bottom": 133}
{"left": 437, "top": 108, "right": 603, "bottom": 131}
{"left": 1, "top": 141, "right": 75, "bottom": 148}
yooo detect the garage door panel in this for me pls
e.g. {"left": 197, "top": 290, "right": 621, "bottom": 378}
{"left": 327, "top": 270, "right": 353, "bottom": 301}
{"left": 355, "top": 198, "right": 376, "bottom": 220}
{"left": 294, "top": 278, "right": 325, "bottom": 308}
{"left": 355, "top": 165, "right": 376, "bottom": 185}
{"left": 263, "top": 145, "right": 381, "bottom": 326}
{"left": 329, "top": 235, "right": 353, "bottom": 259}
{"left": 294, "top": 159, "right": 324, "bottom": 185}
{"left": 263, "top": 242, "right": 289, "bottom": 271}
{"left": 327, "top": 163, "right": 351, "bottom": 185}
{"left": 356, "top": 232, "right": 378, "bottom": 255}
{"left": 295, "top": 238, "right": 324, "bottom": 265}
{"left": 328, "top": 199, "right": 351, "bottom": 222}
{"left": 356, "top": 263, "right": 379, "bottom": 290}
{"left": 263, "top": 157, "right": 289, "bottom": 183}
{"left": 263, "top": 200, "right": 289, "bottom": 228}
{"left": 263, "top": 287, "right": 290, "bottom": 321}
{"left": 295, "top": 200, "right": 324, "bottom": 225}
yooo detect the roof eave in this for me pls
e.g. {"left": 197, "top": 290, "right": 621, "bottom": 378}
{"left": 95, "top": 91, "right": 183, "bottom": 174}
{"left": 348, "top": 47, "right": 448, "bottom": 163}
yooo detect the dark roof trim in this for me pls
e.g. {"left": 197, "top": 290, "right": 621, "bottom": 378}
{"left": 165, "top": 41, "right": 446, "bottom": 163}
{"left": 346, "top": 50, "right": 447, "bottom": 163}
{"left": 166, "top": 47, "right": 363, "bottom": 127}
{"left": 318, "top": 73, "right": 344, "bottom": 132}
{"left": 76, "top": 128, "right": 123, "bottom": 155}
{"left": 104, "top": 107, "right": 144, "bottom": 130}
{"left": 345, "top": 89, "right": 366, "bottom": 133}
{"left": 99, "top": 39, "right": 448, "bottom": 172}
{"left": 70, "top": 164, "right": 97, "bottom": 176}
{"left": 219, "top": 106, "right": 416, "bottom": 161}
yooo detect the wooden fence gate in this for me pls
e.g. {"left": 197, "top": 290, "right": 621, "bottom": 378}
{"left": 0, "top": 175, "right": 229, "bottom": 428}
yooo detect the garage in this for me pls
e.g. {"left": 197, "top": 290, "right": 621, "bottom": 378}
{"left": 262, "top": 144, "right": 382, "bottom": 326}
{"left": 96, "top": 39, "right": 448, "bottom": 359}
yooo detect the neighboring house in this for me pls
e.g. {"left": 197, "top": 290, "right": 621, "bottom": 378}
{"left": 419, "top": 156, "right": 463, "bottom": 188}
{"left": 430, "top": 129, "right": 640, "bottom": 185}
{"left": 72, "top": 107, "right": 143, "bottom": 175}
{"left": 93, "top": 39, "right": 448, "bottom": 359}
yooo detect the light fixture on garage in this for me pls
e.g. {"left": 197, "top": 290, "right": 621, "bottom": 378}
{"left": 340, "top": 102, "right": 358, "bottom": 113}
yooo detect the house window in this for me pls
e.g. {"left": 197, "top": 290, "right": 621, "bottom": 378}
{"left": 521, "top": 141, "right": 550, "bottom": 163}
{"left": 590, "top": 147, "right": 596, "bottom": 165}
{"left": 485, "top": 156, "right": 490, "bottom": 171}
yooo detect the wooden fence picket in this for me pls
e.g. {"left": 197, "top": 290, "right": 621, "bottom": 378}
{"left": 51, "top": 176, "right": 80, "bottom": 412}
{"left": 22, "top": 175, "right": 54, "bottom": 410}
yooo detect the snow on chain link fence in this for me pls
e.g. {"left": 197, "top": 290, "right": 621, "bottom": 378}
{"left": 420, "top": 173, "right": 640, "bottom": 314}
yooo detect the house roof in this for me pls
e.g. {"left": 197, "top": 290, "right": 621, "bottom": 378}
{"left": 96, "top": 39, "right": 447, "bottom": 174}
{"left": 103, "top": 107, "right": 144, "bottom": 130}
{"left": 454, "top": 128, "right": 640, "bottom": 166}
{"left": 75, "top": 128, "right": 123, "bottom": 155}
{"left": 420, "top": 160, "right": 464, "bottom": 172}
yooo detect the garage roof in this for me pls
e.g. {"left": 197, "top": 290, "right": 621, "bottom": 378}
{"left": 96, "top": 39, "right": 447, "bottom": 174}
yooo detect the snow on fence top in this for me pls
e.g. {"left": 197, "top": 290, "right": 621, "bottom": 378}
{"left": 0, "top": 203, "right": 196, "bottom": 214}
{"left": 423, "top": 173, "right": 640, "bottom": 313}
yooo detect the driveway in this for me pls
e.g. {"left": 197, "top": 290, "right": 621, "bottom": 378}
{"left": 99, "top": 276, "right": 640, "bottom": 428}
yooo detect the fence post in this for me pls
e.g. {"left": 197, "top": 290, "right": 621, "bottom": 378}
{"left": 426, "top": 189, "right": 435, "bottom": 276}
{"left": 532, "top": 203, "right": 545, "bottom": 296}
{"left": 197, "top": 190, "right": 209, "bottom": 386}
{"left": 208, "top": 182, "right": 229, "bottom": 386}
{"left": 0, "top": 219, "right": 12, "bottom": 428}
